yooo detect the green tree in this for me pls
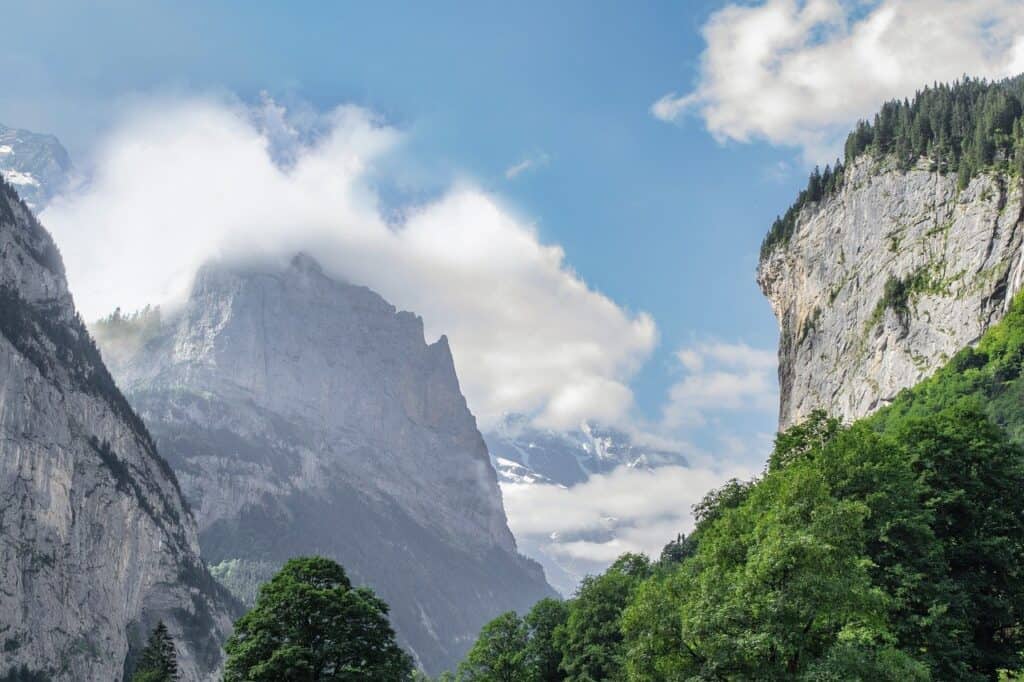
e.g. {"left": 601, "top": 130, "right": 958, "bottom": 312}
{"left": 525, "top": 599, "right": 568, "bottom": 682}
{"left": 456, "top": 612, "right": 531, "bottom": 682}
{"left": 558, "top": 554, "right": 650, "bottom": 682}
{"left": 223, "top": 556, "right": 413, "bottom": 681}
{"left": 893, "top": 401, "right": 1024, "bottom": 678}
{"left": 131, "top": 622, "right": 179, "bottom": 682}
{"left": 623, "top": 422, "right": 927, "bottom": 680}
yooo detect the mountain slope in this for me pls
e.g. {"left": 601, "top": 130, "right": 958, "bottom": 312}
{"left": 93, "top": 254, "right": 555, "bottom": 675}
{"left": 0, "top": 177, "right": 235, "bottom": 681}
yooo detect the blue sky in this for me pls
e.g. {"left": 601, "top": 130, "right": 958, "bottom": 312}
{"left": 5, "top": 1, "right": 1024, "bottom": 478}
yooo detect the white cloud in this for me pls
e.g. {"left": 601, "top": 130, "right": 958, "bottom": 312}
{"left": 657, "top": 0, "right": 1024, "bottom": 160}
{"left": 502, "top": 463, "right": 757, "bottom": 563}
{"left": 504, "top": 151, "right": 550, "bottom": 179}
{"left": 662, "top": 341, "right": 777, "bottom": 429}
{"left": 41, "top": 95, "right": 656, "bottom": 430}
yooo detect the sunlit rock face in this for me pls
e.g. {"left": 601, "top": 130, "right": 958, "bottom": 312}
{"left": 96, "top": 253, "right": 554, "bottom": 675}
{"left": 759, "top": 156, "right": 1024, "bottom": 428}
{"left": 0, "top": 124, "right": 72, "bottom": 211}
{"left": 0, "top": 178, "right": 235, "bottom": 682}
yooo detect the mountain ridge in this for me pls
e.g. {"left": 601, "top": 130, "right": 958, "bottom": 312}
{"left": 94, "top": 252, "right": 556, "bottom": 675}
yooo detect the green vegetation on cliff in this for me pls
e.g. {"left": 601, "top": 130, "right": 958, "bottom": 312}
{"left": 762, "top": 75, "right": 1024, "bottom": 258}
{"left": 452, "top": 293, "right": 1024, "bottom": 681}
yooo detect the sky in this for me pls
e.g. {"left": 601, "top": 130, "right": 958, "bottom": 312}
{"left": 4, "top": 0, "right": 1024, "bottom": 565}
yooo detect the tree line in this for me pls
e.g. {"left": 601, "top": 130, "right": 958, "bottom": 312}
{"left": 125, "top": 294, "right": 1024, "bottom": 681}
{"left": 762, "top": 75, "right": 1024, "bottom": 259}
{"left": 445, "top": 291, "right": 1024, "bottom": 680}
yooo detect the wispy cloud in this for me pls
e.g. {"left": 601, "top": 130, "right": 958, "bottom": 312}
{"left": 502, "top": 462, "right": 757, "bottom": 563}
{"left": 655, "top": 0, "right": 1024, "bottom": 160}
{"left": 504, "top": 151, "right": 550, "bottom": 180}
{"left": 663, "top": 341, "right": 777, "bottom": 429}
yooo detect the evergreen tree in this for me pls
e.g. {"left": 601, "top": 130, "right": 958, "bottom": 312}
{"left": 764, "top": 74, "right": 1024, "bottom": 257}
{"left": 131, "top": 621, "right": 179, "bottom": 682}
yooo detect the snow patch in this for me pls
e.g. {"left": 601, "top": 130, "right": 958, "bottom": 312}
{"left": 2, "top": 170, "right": 39, "bottom": 187}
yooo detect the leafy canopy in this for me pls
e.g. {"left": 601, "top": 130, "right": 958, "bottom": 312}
{"left": 223, "top": 556, "right": 413, "bottom": 681}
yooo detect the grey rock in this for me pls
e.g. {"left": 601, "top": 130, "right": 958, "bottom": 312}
{"left": 0, "top": 179, "right": 235, "bottom": 681}
{"left": 95, "top": 253, "right": 555, "bottom": 675}
{"left": 758, "top": 157, "right": 1024, "bottom": 428}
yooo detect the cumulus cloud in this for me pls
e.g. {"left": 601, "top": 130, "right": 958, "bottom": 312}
{"left": 504, "top": 151, "right": 550, "bottom": 179}
{"left": 41, "top": 95, "right": 655, "bottom": 429}
{"left": 502, "top": 463, "right": 757, "bottom": 564}
{"left": 663, "top": 341, "right": 777, "bottom": 429}
{"left": 656, "top": 0, "right": 1024, "bottom": 159}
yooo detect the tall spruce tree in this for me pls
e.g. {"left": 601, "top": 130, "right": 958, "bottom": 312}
{"left": 131, "top": 621, "right": 179, "bottom": 682}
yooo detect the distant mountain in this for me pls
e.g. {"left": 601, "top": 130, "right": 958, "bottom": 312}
{"left": 0, "top": 176, "right": 235, "bottom": 680}
{"left": 484, "top": 416, "right": 687, "bottom": 595}
{"left": 93, "top": 254, "right": 555, "bottom": 675}
{"left": 0, "top": 124, "right": 72, "bottom": 211}
{"left": 485, "top": 414, "right": 687, "bottom": 487}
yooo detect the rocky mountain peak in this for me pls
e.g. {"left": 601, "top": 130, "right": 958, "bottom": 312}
{"left": 0, "top": 123, "right": 72, "bottom": 211}
{"left": 95, "top": 253, "right": 554, "bottom": 674}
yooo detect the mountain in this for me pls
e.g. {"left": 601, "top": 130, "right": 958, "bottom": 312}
{"left": 0, "top": 176, "right": 235, "bottom": 680}
{"left": 0, "top": 124, "right": 72, "bottom": 211}
{"left": 758, "top": 78, "right": 1024, "bottom": 428}
{"left": 484, "top": 415, "right": 687, "bottom": 595}
{"left": 485, "top": 414, "right": 688, "bottom": 488}
{"left": 92, "top": 254, "right": 555, "bottom": 675}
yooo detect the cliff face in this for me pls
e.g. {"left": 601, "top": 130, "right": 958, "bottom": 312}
{"left": 0, "top": 179, "right": 235, "bottom": 681}
{"left": 758, "top": 157, "right": 1024, "bottom": 428}
{"left": 95, "top": 254, "right": 554, "bottom": 675}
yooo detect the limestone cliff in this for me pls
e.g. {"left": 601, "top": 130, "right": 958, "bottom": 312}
{"left": 0, "top": 177, "right": 235, "bottom": 680}
{"left": 94, "top": 254, "right": 554, "bottom": 675}
{"left": 758, "top": 156, "right": 1024, "bottom": 428}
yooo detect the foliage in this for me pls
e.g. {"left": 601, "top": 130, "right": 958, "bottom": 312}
{"left": 624, "top": 424, "right": 927, "bottom": 680}
{"left": 524, "top": 599, "right": 569, "bottom": 682}
{"left": 888, "top": 402, "right": 1024, "bottom": 677}
{"left": 223, "top": 556, "right": 413, "bottom": 681}
{"left": 762, "top": 75, "right": 1024, "bottom": 258}
{"left": 453, "top": 599, "right": 568, "bottom": 682}
{"left": 556, "top": 554, "right": 650, "bottom": 682}
{"left": 457, "top": 612, "right": 531, "bottom": 681}
{"left": 131, "top": 622, "right": 179, "bottom": 682}
{"left": 456, "top": 291, "right": 1024, "bottom": 680}
{"left": 657, "top": 533, "right": 696, "bottom": 566}
{"left": 761, "top": 161, "right": 845, "bottom": 258}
